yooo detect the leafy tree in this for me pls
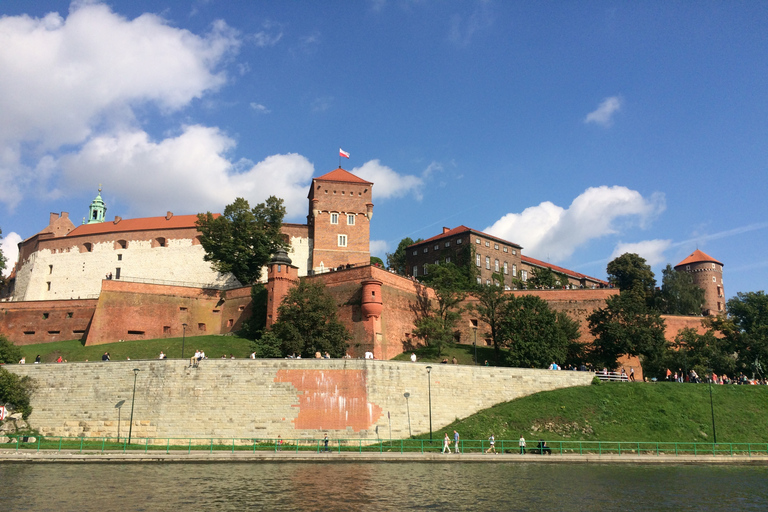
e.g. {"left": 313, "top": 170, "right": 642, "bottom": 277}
{"left": 411, "top": 263, "right": 467, "bottom": 356}
{"left": 252, "top": 330, "right": 283, "bottom": 358}
{"left": 370, "top": 256, "right": 384, "bottom": 266}
{"left": 657, "top": 264, "right": 705, "bottom": 315}
{"left": 196, "top": 196, "right": 288, "bottom": 285}
{"left": 240, "top": 284, "right": 268, "bottom": 340}
{"left": 386, "top": 237, "right": 422, "bottom": 274}
{"left": 527, "top": 266, "right": 569, "bottom": 289}
{"left": 270, "top": 280, "right": 350, "bottom": 358}
{"left": 665, "top": 327, "right": 736, "bottom": 380}
{"left": 501, "top": 295, "right": 581, "bottom": 368}
{"left": 0, "top": 367, "right": 34, "bottom": 419}
{"left": 607, "top": 253, "right": 656, "bottom": 305}
{"left": 470, "top": 272, "right": 510, "bottom": 363}
{"left": 0, "top": 335, "right": 23, "bottom": 365}
{"left": 588, "top": 292, "right": 668, "bottom": 372}
{"left": 709, "top": 291, "right": 768, "bottom": 378}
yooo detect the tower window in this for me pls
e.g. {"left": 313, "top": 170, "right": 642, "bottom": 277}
{"left": 347, "top": 214, "right": 355, "bottom": 225}
{"left": 338, "top": 234, "right": 348, "bottom": 247}
{"left": 330, "top": 213, "right": 339, "bottom": 224}
{"left": 49, "top": 265, "right": 53, "bottom": 274}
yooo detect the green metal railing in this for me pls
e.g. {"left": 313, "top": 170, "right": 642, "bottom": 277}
{"left": 5, "top": 436, "right": 768, "bottom": 457}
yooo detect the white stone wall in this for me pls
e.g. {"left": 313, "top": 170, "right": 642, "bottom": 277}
{"left": 14, "top": 238, "right": 239, "bottom": 301}
{"left": 287, "top": 235, "right": 312, "bottom": 277}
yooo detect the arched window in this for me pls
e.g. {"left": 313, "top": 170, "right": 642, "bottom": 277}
{"left": 152, "top": 237, "right": 166, "bottom": 248}
{"left": 80, "top": 242, "right": 93, "bottom": 253}
{"left": 114, "top": 240, "right": 127, "bottom": 250}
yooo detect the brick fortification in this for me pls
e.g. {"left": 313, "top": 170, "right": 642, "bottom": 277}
{"left": 6, "top": 360, "right": 593, "bottom": 441}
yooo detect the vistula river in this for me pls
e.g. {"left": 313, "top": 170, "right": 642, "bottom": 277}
{"left": 1, "top": 462, "right": 767, "bottom": 511}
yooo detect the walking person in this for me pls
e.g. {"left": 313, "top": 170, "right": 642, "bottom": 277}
{"left": 486, "top": 434, "right": 496, "bottom": 454}
{"left": 442, "top": 433, "right": 451, "bottom": 454}
{"left": 454, "top": 430, "right": 460, "bottom": 454}
{"left": 519, "top": 435, "right": 526, "bottom": 454}
{"left": 323, "top": 433, "right": 330, "bottom": 452}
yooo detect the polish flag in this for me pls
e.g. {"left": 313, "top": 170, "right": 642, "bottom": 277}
{"left": 339, "top": 148, "right": 350, "bottom": 159}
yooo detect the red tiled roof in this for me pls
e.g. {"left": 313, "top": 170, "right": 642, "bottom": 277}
{"left": 66, "top": 214, "right": 213, "bottom": 237}
{"left": 675, "top": 249, "right": 723, "bottom": 268}
{"left": 522, "top": 254, "right": 608, "bottom": 284}
{"left": 315, "top": 167, "right": 372, "bottom": 185}
{"left": 409, "top": 226, "right": 523, "bottom": 249}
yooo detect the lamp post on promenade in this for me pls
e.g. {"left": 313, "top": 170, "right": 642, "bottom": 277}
{"left": 708, "top": 368, "right": 718, "bottom": 444}
{"left": 115, "top": 400, "right": 125, "bottom": 443}
{"left": 127, "top": 368, "right": 140, "bottom": 445}
{"left": 404, "top": 392, "right": 412, "bottom": 438}
{"left": 181, "top": 323, "right": 188, "bottom": 359}
{"left": 472, "top": 325, "right": 478, "bottom": 365}
{"left": 426, "top": 366, "right": 433, "bottom": 442}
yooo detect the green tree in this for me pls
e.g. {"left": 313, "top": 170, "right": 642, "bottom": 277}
{"left": 501, "top": 295, "right": 581, "bottom": 368}
{"left": 470, "top": 272, "right": 510, "bottom": 364}
{"left": 370, "top": 256, "right": 384, "bottom": 266}
{"left": 241, "top": 284, "right": 268, "bottom": 340}
{"left": 411, "top": 263, "right": 467, "bottom": 356}
{"left": 657, "top": 264, "right": 705, "bottom": 315}
{"left": 607, "top": 253, "right": 657, "bottom": 305}
{"left": 709, "top": 291, "right": 768, "bottom": 378}
{"left": 588, "top": 292, "right": 668, "bottom": 372}
{"left": 196, "top": 196, "right": 288, "bottom": 285}
{"left": 0, "top": 367, "right": 34, "bottom": 419}
{"left": 666, "top": 327, "right": 736, "bottom": 379}
{"left": 270, "top": 280, "right": 351, "bottom": 358}
{"left": 527, "top": 266, "right": 569, "bottom": 289}
{"left": 0, "top": 335, "right": 23, "bottom": 364}
{"left": 252, "top": 330, "right": 283, "bottom": 358}
{"left": 386, "top": 237, "right": 422, "bottom": 274}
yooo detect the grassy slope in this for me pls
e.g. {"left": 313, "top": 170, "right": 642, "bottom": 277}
{"left": 17, "top": 335, "right": 254, "bottom": 363}
{"left": 422, "top": 381, "right": 768, "bottom": 443}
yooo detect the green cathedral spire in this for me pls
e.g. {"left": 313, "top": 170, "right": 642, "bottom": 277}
{"left": 86, "top": 185, "right": 107, "bottom": 224}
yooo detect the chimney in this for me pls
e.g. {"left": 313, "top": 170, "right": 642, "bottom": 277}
{"left": 49, "top": 212, "right": 60, "bottom": 225}
{"left": 61, "top": 212, "right": 69, "bottom": 219}
{"left": 113, "top": 216, "right": 122, "bottom": 224}
{"left": 166, "top": 211, "right": 173, "bottom": 220}
{"left": 442, "top": 227, "right": 450, "bottom": 234}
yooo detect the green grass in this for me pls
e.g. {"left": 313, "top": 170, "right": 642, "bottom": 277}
{"left": 418, "top": 381, "right": 768, "bottom": 444}
{"left": 18, "top": 335, "right": 254, "bottom": 363}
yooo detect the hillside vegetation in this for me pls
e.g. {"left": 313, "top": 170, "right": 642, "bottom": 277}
{"left": 422, "top": 381, "right": 768, "bottom": 443}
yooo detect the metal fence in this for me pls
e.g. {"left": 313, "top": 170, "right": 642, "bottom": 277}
{"left": 6, "top": 436, "right": 768, "bottom": 457}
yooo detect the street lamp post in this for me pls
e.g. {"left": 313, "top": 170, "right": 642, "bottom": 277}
{"left": 181, "top": 323, "right": 187, "bottom": 359}
{"left": 115, "top": 399, "right": 125, "bottom": 443}
{"left": 127, "top": 368, "right": 140, "bottom": 445}
{"left": 404, "top": 392, "right": 412, "bottom": 437}
{"left": 472, "top": 326, "right": 478, "bottom": 365}
{"left": 708, "top": 370, "right": 718, "bottom": 444}
{"left": 426, "top": 366, "right": 433, "bottom": 442}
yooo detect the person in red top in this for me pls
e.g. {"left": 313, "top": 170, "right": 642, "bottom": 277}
{"left": 56, "top": 356, "right": 63, "bottom": 363}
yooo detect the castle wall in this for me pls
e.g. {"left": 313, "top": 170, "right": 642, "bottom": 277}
{"left": 281, "top": 223, "right": 311, "bottom": 277}
{"left": 6, "top": 359, "right": 594, "bottom": 441}
{"left": 84, "top": 280, "right": 252, "bottom": 345}
{"left": 0, "top": 299, "right": 97, "bottom": 345}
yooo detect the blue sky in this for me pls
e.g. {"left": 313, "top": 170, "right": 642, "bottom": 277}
{"left": 1, "top": 1, "right": 767, "bottom": 297}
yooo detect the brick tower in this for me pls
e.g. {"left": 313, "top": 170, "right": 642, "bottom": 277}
{"left": 308, "top": 167, "right": 373, "bottom": 273}
{"left": 265, "top": 249, "right": 299, "bottom": 329}
{"left": 674, "top": 249, "right": 725, "bottom": 315}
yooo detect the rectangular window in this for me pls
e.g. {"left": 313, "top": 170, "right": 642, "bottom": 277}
{"left": 47, "top": 282, "right": 51, "bottom": 291}
{"left": 412, "top": 265, "right": 418, "bottom": 277}
{"left": 445, "top": 241, "right": 450, "bottom": 247}
{"left": 347, "top": 214, "right": 355, "bottom": 225}
{"left": 434, "top": 244, "right": 439, "bottom": 250}
{"left": 485, "top": 256, "right": 490, "bottom": 269}
{"left": 456, "top": 238, "right": 462, "bottom": 244}
{"left": 476, "top": 254, "right": 481, "bottom": 267}
{"left": 49, "top": 264, "right": 53, "bottom": 274}
{"left": 476, "top": 238, "right": 481, "bottom": 244}
{"left": 423, "top": 264, "right": 428, "bottom": 275}
{"left": 486, "top": 279, "right": 491, "bottom": 285}
{"left": 512, "top": 250, "right": 517, "bottom": 255}
{"left": 424, "top": 247, "right": 429, "bottom": 253}
{"left": 117, "top": 254, "right": 122, "bottom": 261}
{"left": 476, "top": 276, "right": 482, "bottom": 284}
{"left": 503, "top": 262, "right": 508, "bottom": 275}
{"left": 485, "top": 241, "right": 490, "bottom": 247}
{"left": 338, "top": 234, "right": 348, "bottom": 247}
{"left": 521, "top": 270, "right": 528, "bottom": 282}
{"left": 494, "top": 244, "right": 499, "bottom": 250}
{"left": 115, "top": 268, "right": 121, "bottom": 279}
{"left": 330, "top": 213, "right": 339, "bottom": 224}
{"left": 445, "top": 257, "right": 451, "bottom": 263}
{"left": 495, "top": 259, "right": 500, "bottom": 272}
{"left": 435, "top": 260, "right": 439, "bottom": 265}
{"left": 503, "top": 247, "right": 508, "bottom": 253}
{"left": 512, "top": 264, "right": 517, "bottom": 277}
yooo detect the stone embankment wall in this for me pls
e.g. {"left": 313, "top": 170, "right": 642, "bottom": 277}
{"left": 6, "top": 360, "right": 593, "bottom": 442}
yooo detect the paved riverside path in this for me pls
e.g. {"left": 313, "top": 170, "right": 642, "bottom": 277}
{"left": 3, "top": 450, "right": 768, "bottom": 465}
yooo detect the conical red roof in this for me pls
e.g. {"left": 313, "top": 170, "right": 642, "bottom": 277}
{"left": 675, "top": 249, "right": 723, "bottom": 268}
{"left": 315, "top": 167, "right": 372, "bottom": 184}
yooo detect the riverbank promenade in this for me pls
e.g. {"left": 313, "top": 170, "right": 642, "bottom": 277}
{"left": 3, "top": 449, "right": 768, "bottom": 465}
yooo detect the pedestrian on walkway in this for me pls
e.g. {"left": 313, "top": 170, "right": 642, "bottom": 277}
{"left": 323, "top": 434, "right": 330, "bottom": 452}
{"left": 486, "top": 434, "right": 496, "bottom": 454}
{"left": 442, "top": 433, "right": 451, "bottom": 453}
{"left": 454, "top": 430, "right": 460, "bottom": 453}
{"left": 519, "top": 435, "right": 526, "bottom": 454}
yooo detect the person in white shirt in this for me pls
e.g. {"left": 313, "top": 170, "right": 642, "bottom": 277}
{"left": 158, "top": 351, "right": 166, "bottom": 359}
{"left": 410, "top": 353, "right": 417, "bottom": 362}
{"left": 19, "top": 357, "right": 26, "bottom": 364}
{"left": 190, "top": 350, "right": 201, "bottom": 367}
{"left": 250, "top": 352, "right": 256, "bottom": 359}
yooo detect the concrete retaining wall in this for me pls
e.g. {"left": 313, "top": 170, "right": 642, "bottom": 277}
{"left": 6, "top": 360, "right": 593, "bottom": 441}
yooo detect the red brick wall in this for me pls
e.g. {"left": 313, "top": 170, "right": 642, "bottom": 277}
{"left": 0, "top": 299, "right": 97, "bottom": 345}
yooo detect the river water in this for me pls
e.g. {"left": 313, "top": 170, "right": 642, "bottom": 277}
{"left": 1, "top": 462, "right": 767, "bottom": 511}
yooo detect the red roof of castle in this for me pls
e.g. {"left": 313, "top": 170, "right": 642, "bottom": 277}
{"left": 521, "top": 254, "right": 608, "bottom": 284}
{"left": 66, "top": 214, "right": 213, "bottom": 237}
{"left": 675, "top": 249, "right": 723, "bottom": 268}
{"left": 315, "top": 167, "right": 372, "bottom": 185}
{"left": 410, "top": 225, "right": 523, "bottom": 249}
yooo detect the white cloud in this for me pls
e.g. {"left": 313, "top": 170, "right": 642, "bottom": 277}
{"left": 353, "top": 160, "right": 424, "bottom": 201}
{"left": 1, "top": 231, "right": 22, "bottom": 276}
{"left": 251, "top": 21, "right": 283, "bottom": 47}
{"left": 485, "top": 186, "right": 665, "bottom": 262}
{"left": 58, "top": 126, "right": 315, "bottom": 220}
{"left": 584, "top": 96, "right": 622, "bottom": 127}
{"left": 449, "top": 1, "right": 493, "bottom": 47}
{"left": 610, "top": 239, "right": 672, "bottom": 266}
{"left": 369, "top": 240, "right": 389, "bottom": 259}
{"left": 249, "top": 103, "right": 270, "bottom": 113}
{"left": 0, "top": 2, "right": 239, "bottom": 210}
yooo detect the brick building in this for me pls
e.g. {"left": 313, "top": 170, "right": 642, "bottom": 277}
{"left": 674, "top": 249, "right": 725, "bottom": 315}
